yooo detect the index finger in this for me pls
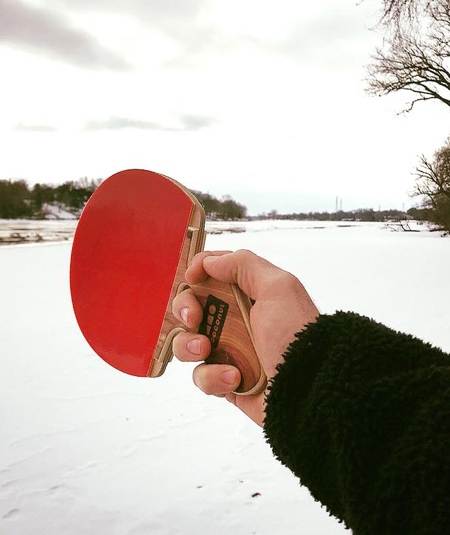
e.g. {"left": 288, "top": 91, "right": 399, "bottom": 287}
{"left": 185, "top": 250, "right": 231, "bottom": 284}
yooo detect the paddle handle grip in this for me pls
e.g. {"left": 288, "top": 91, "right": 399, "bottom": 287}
{"left": 192, "top": 279, "right": 267, "bottom": 396}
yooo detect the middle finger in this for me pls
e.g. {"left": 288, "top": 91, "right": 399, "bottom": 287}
{"left": 172, "top": 287, "right": 204, "bottom": 329}
{"left": 173, "top": 331, "right": 211, "bottom": 362}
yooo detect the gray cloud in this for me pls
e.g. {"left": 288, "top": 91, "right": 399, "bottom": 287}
{"left": 49, "top": 0, "right": 220, "bottom": 64}
{"left": 274, "top": 9, "right": 378, "bottom": 70}
{"left": 0, "top": 0, "right": 377, "bottom": 77}
{"left": 223, "top": 7, "right": 377, "bottom": 75}
{"left": 176, "top": 114, "right": 218, "bottom": 131}
{"left": 48, "top": 0, "right": 205, "bottom": 25}
{"left": 0, "top": 0, "right": 130, "bottom": 70}
{"left": 85, "top": 117, "right": 167, "bottom": 131}
{"left": 84, "top": 114, "right": 217, "bottom": 132}
{"left": 14, "top": 123, "right": 58, "bottom": 132}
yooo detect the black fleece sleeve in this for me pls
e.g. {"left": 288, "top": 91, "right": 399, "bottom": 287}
{"left": 263, "top": 312, "right": 450, "bottom": 535}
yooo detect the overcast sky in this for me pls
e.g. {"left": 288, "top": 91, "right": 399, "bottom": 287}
{"left": 0, "top": 0, "right": 449, "bottom": 214}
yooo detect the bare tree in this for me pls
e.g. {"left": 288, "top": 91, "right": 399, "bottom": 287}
{"left": 367, "top": 0, "right": 450, "bottom": 112}
{"left": 413, "top": 137, "right": 450, "bottom": 231}
{"left": 378, "top": 0, "right": 429, "bottom": 28}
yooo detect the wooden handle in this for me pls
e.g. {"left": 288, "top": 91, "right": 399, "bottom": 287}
{"left": 149, "top": 251, "right": 267, "bottom": 394}
{"left": 193, "top": 279, "right": 267, "bottom": 395}
{"left": 150, "top": 275, "right": 267, "bottom": 395}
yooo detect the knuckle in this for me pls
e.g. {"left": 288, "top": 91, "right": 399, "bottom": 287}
{"left": 172, "top": 334, "right": 186, "bottom": 360}
{"left": 235, "top": 249, "right": 254, "bottom": 261}
{"left": 194, "top": 371, "right": 213, "bottom": 395}
{"left": 173, "top": 286, "right": 190, "bottom": 305}
{"left": 282, "top": 270, "right": 301, "bottom": 288}
{"left": 271, "top": 269, "right": 302, "bottom": 291}
{"left": 193, "top": 364, "right": 222, "bottom": 395}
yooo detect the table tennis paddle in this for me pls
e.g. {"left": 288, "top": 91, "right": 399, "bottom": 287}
{"left": 70, "top": 169, "right": 266, "bottom": 395}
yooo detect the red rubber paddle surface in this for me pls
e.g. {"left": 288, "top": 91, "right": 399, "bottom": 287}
{"left": 70, "top": 169, "right": 194, "bottom": 376}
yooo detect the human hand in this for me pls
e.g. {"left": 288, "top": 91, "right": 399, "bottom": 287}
{"left": 172, "top": 250, "right": 319, "bottom": 426}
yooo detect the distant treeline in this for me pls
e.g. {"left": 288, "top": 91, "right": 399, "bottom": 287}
{"left": 191, "top": 190, "right": 247, "bottom": 220}
{"left": 256, "top": 207, "right": 431, "bottom": 222}
{"left": 0, "top": 178, "right": 100, "bottom": 219}
{"left": 0, "top": 179, "right": 248, "bottom": 220}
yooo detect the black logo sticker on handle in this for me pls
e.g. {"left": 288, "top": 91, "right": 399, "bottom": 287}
{"left": 199, "top": 295, "right": 229, "bottom": 348}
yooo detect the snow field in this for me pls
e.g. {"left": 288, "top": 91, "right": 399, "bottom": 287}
{"left": 1, "top": 221, "right": 448, "bottom": 534}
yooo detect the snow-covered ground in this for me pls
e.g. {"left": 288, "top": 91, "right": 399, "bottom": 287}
{"left": 1, "top": 221, "right": 449, "bottom": 535}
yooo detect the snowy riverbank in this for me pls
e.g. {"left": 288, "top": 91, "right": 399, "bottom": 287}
{"left": 1, "top": 222, "right": 449, "bottom": 534}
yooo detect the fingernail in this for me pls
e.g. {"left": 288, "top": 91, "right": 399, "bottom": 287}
{"left": 180, "top": 307, "right": 189, "bottom": 324}
{"left": 187, "top": 338, "right": 201, "bottom": 355}
{"left": 221, "top": 369, "right": 237, "bottom": 385}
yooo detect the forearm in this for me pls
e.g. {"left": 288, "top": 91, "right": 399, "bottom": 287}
{"left": 264, "top": 312, "right": 450, "bottom": 535}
